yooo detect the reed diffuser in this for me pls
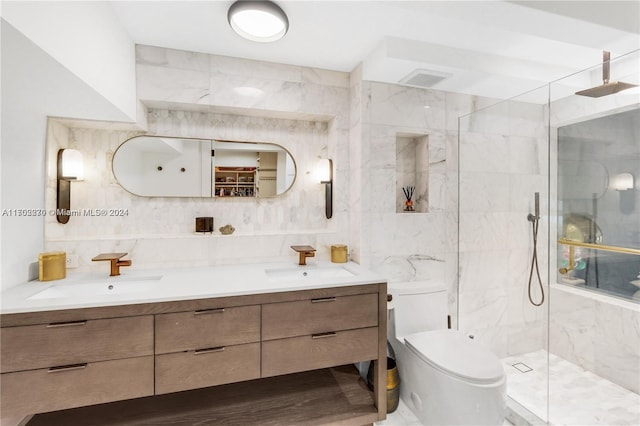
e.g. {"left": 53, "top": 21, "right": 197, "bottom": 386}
{"left": 402, "top": 186, "right": 415, "bottom": 211}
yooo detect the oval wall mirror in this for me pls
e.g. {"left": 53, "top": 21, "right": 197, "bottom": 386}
{"left": 112, "top": 136, "right": 296, "bottom": 198}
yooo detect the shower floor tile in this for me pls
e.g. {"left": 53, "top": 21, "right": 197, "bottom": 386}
{"left": 502, "top": 350, "right": 640, "bottom": 426}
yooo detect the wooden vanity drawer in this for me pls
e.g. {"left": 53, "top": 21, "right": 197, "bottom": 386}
{"left": 155, "top": 305, "right": 260, "bottom": 354}
{"left": 0, "top": 356, "right": 153, "bottom": 418}
{"left": 262, "top": 327, "right": 378, "bottom": 377}
{"left": 0, "top": 315, "right": 153, "bottom": 373}
{"left": 262, "top": 293, "right": 378, "bottom": 340}
{"left": 155, "top": 342, "right": 261, "bottom": 394}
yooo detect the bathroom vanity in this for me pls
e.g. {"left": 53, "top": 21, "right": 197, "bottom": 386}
{"left": 0, "top": 262, "right": 387, "bottom": 426}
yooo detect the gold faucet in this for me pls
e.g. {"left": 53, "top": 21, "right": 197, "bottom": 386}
{"left": 92, "top": 252, "right": 132, "bottom": 276}
{"left": 290, "top": 245, "right": 316, "bottom": 266}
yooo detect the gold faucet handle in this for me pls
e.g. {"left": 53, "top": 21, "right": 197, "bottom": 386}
{"left": 290, "top": 245, "right": 316, "bottom": 265}
{"left": 290, "top": 245, "right": 316, "bottom": 253}
{"left": 92, "top": 252, "right": 131, "bottom": 276}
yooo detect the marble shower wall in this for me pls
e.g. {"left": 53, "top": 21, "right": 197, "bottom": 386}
{"left": 457, "top": 91, "right": 550, "bottom": 357}
{"left": 550, "top": 286, "right": 640, "bottom": 394}
{"left": 457, "top": 52, "right": 640, "bottom": 395}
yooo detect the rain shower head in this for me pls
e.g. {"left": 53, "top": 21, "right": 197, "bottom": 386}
{"left": 575, "top": 51, "right": 638, "bottom": 98}
{"left": 575, "top": 81, "right": 637, "bottom": 97}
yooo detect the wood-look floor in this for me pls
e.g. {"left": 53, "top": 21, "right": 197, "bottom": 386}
{"left": 27, "top": 365, "right": 377, "bottom": 426}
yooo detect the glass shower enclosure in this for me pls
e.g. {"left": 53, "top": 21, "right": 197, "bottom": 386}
{"left": 458, "top": 49, "right": 639, "bottom": 425}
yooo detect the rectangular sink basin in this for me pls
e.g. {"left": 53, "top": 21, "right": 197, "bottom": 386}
{"left": 27, "top": 276, "right": 162, "bottom": 300}
{"left": 264, "top": 265, "right": 356, "bottom": 283}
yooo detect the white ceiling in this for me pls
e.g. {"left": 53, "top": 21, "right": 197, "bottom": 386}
{"left": 110, "top": 0, "right": 640, "bottom": 100}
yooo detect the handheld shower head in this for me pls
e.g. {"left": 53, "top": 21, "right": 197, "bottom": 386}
{"left": 528, "top": 192, "right": 540, "bottom": 222}
{"left": 575, "top": 51, "right": 638, "bottom": 98}
{"left": 527, "top": 191, "right": 544, "bottom": 306}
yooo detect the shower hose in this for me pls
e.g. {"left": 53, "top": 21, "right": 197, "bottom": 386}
{"left": 528, "top": 214, "right": 545, "bottom": 306}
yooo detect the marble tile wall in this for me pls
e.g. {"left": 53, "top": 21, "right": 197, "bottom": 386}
{"left": 457, "top": 90, "right": 550, "bottom": 357}
{"left": 350, "top": 79, "right": 501, "bottom": 326}
{"left": 135, "top": 44, "right": 350, "bottom": 121}
{"left": 44, "top": 111, "right": 341, "bottom": 271}
{"left": 134, "top": 44, "right": 352, "bottom": 241}
{"left": 348, "top": 65, "right": 364, "bottom": 265}
{"left": 549, "top": 285, "right": 640, "bottom": 394}
{"left": 44, "top": 45, "right": 353, "bottom": 271}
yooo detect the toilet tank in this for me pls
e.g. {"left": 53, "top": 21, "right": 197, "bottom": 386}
{"left": 388, "top": 281, "right": 448, "bottom": 338}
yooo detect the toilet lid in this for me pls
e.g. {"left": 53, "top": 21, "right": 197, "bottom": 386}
{"left": 404, "top": 330, "right": 504, "bottom": 384}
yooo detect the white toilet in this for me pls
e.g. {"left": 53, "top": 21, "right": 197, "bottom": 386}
{"left": 387, "top": 281, "right": 506, "bottom": 425}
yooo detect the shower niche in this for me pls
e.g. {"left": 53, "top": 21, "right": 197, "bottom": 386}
{"left": 396, "top": 133, "right": 429, "bottom": 213}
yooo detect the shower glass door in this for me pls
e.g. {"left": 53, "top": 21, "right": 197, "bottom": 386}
{"left": 457, "top": 84, "right": 551, "bottom": 423}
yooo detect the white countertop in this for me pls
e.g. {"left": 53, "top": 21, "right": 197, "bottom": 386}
{"left": 0, "top": 261, "right": 386, "bottom": 315}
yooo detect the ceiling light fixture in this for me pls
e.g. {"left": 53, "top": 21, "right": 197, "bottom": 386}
{"left": 228, "top": 0, "right": 289, "bottom": 43}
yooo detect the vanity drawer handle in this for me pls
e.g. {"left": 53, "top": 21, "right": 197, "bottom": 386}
{"left": 311, "top": 332, "right": 337, "bottom": 339}
{"left": 46, "top": 320, "right": 87, "bottom": 328}
{"left": 310, "top": 297, "right": 336, "bottom": 303}
{"left": 47, "top": 363, "right": 88, "bottom": 373}
{"left": 194, "top": 308, "right": 225, "bottom": 315}
{"left": 194, "top": 346, "right": 225, "bottom": 355}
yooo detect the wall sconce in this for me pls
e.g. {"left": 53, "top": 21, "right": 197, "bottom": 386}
{"left": 613, "top": 172, "right": 635, "bottom": 214}
{"left": 613, "top": 172, "right": 634, "bottom": 191}
{"left": 57, "top": 149, "right": 84, "bottom": 224}
{"left": 317, "top": 159, "right": 333, "bottom": 219}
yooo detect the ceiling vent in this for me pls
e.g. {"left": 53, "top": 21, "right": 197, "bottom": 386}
{"left": 399, "top": 69, "right": 452, "bottom": 88}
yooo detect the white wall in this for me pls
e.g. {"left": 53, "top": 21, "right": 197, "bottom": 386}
{"left": 0, "top": 20, "right": 136, "bottom": 290}
{"left": 2, "top": 1, "right": 137, "bottom": 120}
